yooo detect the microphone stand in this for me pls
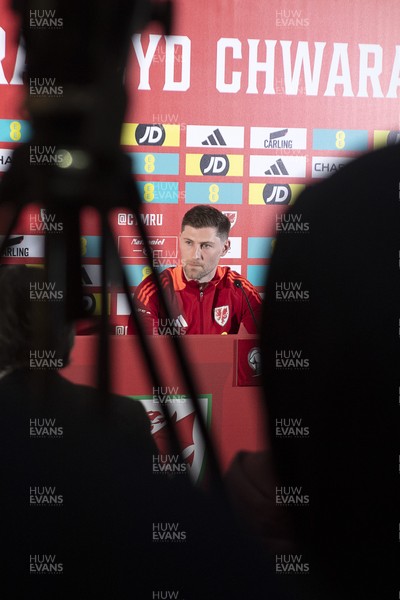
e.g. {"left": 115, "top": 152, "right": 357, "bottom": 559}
{"left": 234, "top": 279, "right": 259, "bottom": 331}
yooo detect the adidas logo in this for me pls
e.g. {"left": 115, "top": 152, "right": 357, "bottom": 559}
{"left": 174, "top": 315, "right": 188, "bottom": 328}
{"left": 265, "top": 159, "right": 289, "bottom": 176}
{"left": 202, "top": 128, "right": 227, "bottom": 146}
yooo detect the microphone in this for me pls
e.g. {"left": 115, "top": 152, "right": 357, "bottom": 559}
{"left": 234, "top": 279, "right": 259, "bottom": 331}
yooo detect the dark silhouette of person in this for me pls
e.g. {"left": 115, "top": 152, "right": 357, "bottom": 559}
{"left": 0, "top": 265, "right": 161, "bottom": 596}
{"left": 0, "top": 265, "right": 286, "bottom": 599}
{"left": 261, "top": 143, "right": 400, "bottom": 599}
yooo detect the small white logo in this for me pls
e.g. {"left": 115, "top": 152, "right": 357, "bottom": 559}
{"left": 222, "top": 210, "right": 237, "bottom": 228}
{"left": 214, "top": 305, "right": 229, "bottom": 327}
{"left": 248, "top": 347, "right": 262, "bottom": 376}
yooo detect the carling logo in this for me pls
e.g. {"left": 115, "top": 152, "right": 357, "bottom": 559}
{"left": 250, "top": 127, "right": 307, "bottom": 150}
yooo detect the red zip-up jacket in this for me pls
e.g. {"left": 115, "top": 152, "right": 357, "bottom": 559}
{"left": 127, "top": 266, "right": 262, "bottom": 335}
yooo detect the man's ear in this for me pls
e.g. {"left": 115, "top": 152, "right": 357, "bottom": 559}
{"left": 220, "top": 238, "right": 231, "bottom": 257}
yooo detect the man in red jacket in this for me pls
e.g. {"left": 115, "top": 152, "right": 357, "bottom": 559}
{"left": 128, "top": 206, "right": 262, "bottom": 335}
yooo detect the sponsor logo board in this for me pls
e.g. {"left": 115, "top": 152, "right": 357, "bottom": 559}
{"left": 186, "top": 154, "right": 243, "bottom": 176}
{"left": 186, "top": 125, "right": 244, "bottom": 148}
{"left": 136, "top": 181, "right": 179, "bottom": 204}
{"left": 0, "top": 235, "right": 45, "bottom": 258}
{"left": 250, "top": 155, "right": 306, "bottom": 178}
{"left": 312, "top": 156, "right": 352, "bottom": 178}
{"left": 248, "top": 183, "right": 305, "bottom": 204}
{"left": 118, "top": 236, "right": 178, "bottom": 260}
{"left": 129, "top": 152, "right": 179, "bottom": 175}
{"left": 312, "top": 129, "right": 368, "bottom": 151}
{"left": 185, "top": 182, "right": 242, "bottom": 204}
{"left": 0, "top": 119, "right": 31, "bottom": 143}
{"left": 248, "top": 237, "right": 275, "bottom": 259}
{"left": 121, "top": 123, "right": 180, "bottom": 146}
{"left": 250, "top": 127, "right": 307, "bottom": 149}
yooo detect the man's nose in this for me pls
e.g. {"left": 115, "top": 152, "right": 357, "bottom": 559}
{"left": 191, "top": 244, "right": 202, "bottom": 259}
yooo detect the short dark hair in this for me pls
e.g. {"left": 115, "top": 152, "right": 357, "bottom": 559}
{"left": 181, "top": 206, "right": 231, "bottom": 240}
{"left": 0, "top": 265, "right": 74, "bottom": 372}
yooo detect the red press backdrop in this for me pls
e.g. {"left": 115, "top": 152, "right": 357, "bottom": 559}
{"left": 1, "top": 0, "right": 400, "bottom": 331}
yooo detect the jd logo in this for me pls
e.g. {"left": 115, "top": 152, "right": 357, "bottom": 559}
{"left": 200, "top": 154, "right": 229, "bottom": 176}
{"left": 135, "top": 124, "right": 166, "bottom": 146}
{"left": 263, "top": 184, "right": 292, "bottom": 204}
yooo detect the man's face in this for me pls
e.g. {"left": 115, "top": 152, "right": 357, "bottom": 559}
{"left": 179, "top": 225, "right": 230, "bottom": 283}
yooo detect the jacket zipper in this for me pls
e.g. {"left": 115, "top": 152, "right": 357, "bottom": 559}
{"left": 199, "top": 289, "right": 204, "bottom": 333}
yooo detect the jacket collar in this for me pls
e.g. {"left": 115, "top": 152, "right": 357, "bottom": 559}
{"left": 172, "top": 266, "right": 226, "bottom": 291}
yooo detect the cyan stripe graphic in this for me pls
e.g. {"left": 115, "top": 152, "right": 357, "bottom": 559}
{"left": 81, "top": 236, "right": 101, "bottom": 258}
{"left": 129, "top": 152, "right": 179, "bottom": 175}
{"left": 0, "top": 119, "right": 32, "bottom": 143}
{"left": 248, "top": 237, "right": 275, "bottom": 259}
{"left": 313, "top": 129, "right": 368, "bottom": 151}
{"left": 247, "top": 265, "right": 269, "bottom": 287}
{"left": 185, "top": 182, "right": 242, "bottom": 204}
{"left": 135, "top": 181, "right": 179, "bottom": 204}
